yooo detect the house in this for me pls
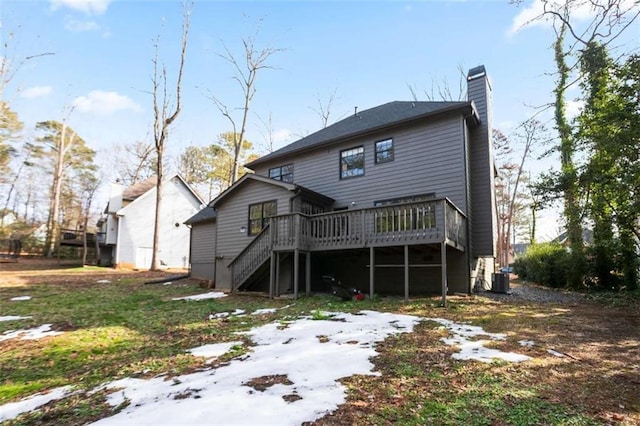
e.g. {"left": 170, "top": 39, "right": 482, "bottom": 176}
{"left": 188, "top": 65, "right": 497, "bottom": 300}
{"left": 97, "top": 174, "right": 204, "bottom": 269}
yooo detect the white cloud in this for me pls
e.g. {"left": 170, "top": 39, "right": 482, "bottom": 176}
{"left": 20, "top": 86, "right": 53, "bottom": 99}
{"left": 72, "top": 90, "right": 142, "bottom": 114}
{"left": 64, "top": 18, "right": 99, "bottom": 32}
{"left": 507, "top": 0, "right": 639, "bottom": 37}
{"left": 50, "top": 0, "right": 111, "bottom": 15}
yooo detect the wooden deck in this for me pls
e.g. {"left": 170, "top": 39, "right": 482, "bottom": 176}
{"left": 230, "top": 198, "right": 466, "bottom": 292}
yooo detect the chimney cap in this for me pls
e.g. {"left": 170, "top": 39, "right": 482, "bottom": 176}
{"left": 467, "top": 65, "right": 486, "bottom": 81}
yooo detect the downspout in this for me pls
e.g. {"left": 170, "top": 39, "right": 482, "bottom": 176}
{"left": 114, "top": 213, "right": 122, "bottom": 268}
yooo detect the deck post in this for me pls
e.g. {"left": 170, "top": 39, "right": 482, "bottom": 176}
{"left": 275, "top": 252, "right": 280, "bottom": 297}
{"left": 293, "top": 248, "right": 299, "bottom": 299}
{"left": 441, "top": 241, "right": 447, "bottom": 307}
{"left": 269, "top": 253, "right": 275, "bottom": 299}
{"left": 305, "top": 251, "right": 311, "bottom": 296}
{"left": 369, "top": 246, "right": 375, "bottom": 298}
{"left": 404, "top": 245, "right": 409, "bottom": 302}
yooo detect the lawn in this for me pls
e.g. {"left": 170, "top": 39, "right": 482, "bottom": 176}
{"left": 1, "top": 258, "right": 638, "bottom": 425}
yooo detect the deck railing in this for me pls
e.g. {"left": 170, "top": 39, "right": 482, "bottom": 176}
{"left": 271, "top": 198, "right": 466, "bottom": 251}
{"left": 229, "top": 198, "right": 467, "bottom": 289}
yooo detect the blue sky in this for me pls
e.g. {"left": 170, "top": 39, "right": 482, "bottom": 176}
{"left": 3, "top": 0, "right": 639, "bottom": 238}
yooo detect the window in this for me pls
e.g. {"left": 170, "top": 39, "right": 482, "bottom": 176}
{"left": 374, "top": 194, "right": 436, "bottom": 233}
{"left": 375, "top": 138, "right": 394, "bottom": 164}
{"left": 269, "top": 164, "right": 294, "bottom": 183}
{"left": 340, "top": 146, "right": 364, "bottom": 179}
{"left": 248, "top": 200, "right": 277, "bottom": 236}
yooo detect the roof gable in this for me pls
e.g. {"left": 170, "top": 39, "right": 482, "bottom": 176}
{"left": 210, "top": 174, "right": 334, "bottom": 209}
{"left": 118, "top": 174, "right": 203, "bottom": 215}
{"left": 247, "top": 101, "right": 475, "bottom": 168}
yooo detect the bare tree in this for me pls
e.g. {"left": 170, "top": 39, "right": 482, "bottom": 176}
{"left": 256, "top": 111, "right": 275, "bottom": 153}
{"left": 116, "top": 140, "right": 155, "bottom": 185}
{"left": 407, "top": 65, "right": 467, "bottom": 102}
{"left": 208, "top": 21, "right": 284, "bottom": 183}
{"left": 149, "top": 2, "right": 191, "bottom": 271}
{"left": 310, "top": 87, "right": 341, "bottom": 128}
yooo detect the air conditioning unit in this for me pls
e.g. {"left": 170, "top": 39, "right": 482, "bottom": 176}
{"left": 491, "top": 272, "right": 510, "bottom": 293}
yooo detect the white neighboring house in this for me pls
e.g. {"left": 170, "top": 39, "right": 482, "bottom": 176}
{"left": 97, "top": 174, "right": 204, "bottom": 269}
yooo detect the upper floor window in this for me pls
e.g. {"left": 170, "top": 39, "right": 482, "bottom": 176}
{"left": 375, "top": 138, "right": 394, "bottom": 164}
{"left": 269, "top": 164, "right": 294, "bottom": 183}
{"left": 340, "top": 146, "right": 364, "bottom": 179}
{"left": 248, "top": 200, "right": 277, "bottom": 236}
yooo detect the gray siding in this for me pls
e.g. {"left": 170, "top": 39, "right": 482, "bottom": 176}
{"left": 468, "top": 74, "right": 497, "bottom": 257}
{"left": 215, "top": 180, "right": 293, "bottom": 289}
{"left": 254, "top": 114, "right": 469, "bottom": 214}
{"left": 190, "top": 221, "right": 216, "bottom": 281}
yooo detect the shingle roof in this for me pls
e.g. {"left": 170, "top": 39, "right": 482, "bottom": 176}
{"left": 122, "top": 176, "right": 158, "bottom": 201}
{"left": 247, "top": 100, "right": 473, "bottom": 168}
{"left": 184, "top": 206, "right": 217, "bottom": 225}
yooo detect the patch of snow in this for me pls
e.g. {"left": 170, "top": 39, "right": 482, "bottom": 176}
{"left": 162, "top": 282, "right": 172, "bottom": 286}
{"left": 171, "top": 292, "right": 227, "bottom": 301}
{"left": 0, "top": 324, "right": 63, "bottom": 342}
{"left": 88, "top": 310, "right": 420, "bottom": 425}
{"left": 0, "top": 386, "right": 73, "bottom": 422}
{"left": 0, "top": 315, "right": 32, "bottom": 322}
{"left": 96, "top": 280, "right": 111, "bottom": 284}
{"left": 547, "top": 349, "right": 565, "bottom": 357}
{"left": 519, "top": 340, "right": 535, "bottom": 347}
{"left": 10, "top": 296, "right": 32, "bottom": 301}
{"left": 251, "top": 308, "right": 277, "bottom": 315}
{"left": 209, "top": 309, "right": 246, "bottom": 320}
{"left": 430, "top": 318, "right": 531, "bottom": 363}
{"left": 188, "top": 341, "right": 243, "bottom": 363}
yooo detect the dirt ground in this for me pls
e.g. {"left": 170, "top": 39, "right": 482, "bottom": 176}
{"left": 0, "top": 256, "right": 194, "bottom": 286}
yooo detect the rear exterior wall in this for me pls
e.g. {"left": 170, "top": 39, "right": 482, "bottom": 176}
{"left": 214, "top": 180, "right": 293, "bottom": 290}
{"left": 252, "top": 114, "right": 469, "bottom": 214}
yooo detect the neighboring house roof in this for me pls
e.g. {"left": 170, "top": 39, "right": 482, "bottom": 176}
{"left": 551, "top": 229, "right": 594, "bottom": 246}
{"left": 210, "top": 174, "right": 335, "bottom": 209}
{"left": 184, "top": 206, "right": 217, "bottom": 225}
{"left": 247, "top": 100, "right": 478, "bottom": 168}
{"left": 123, "top": 176, "right": 158, "bottom": 201}
{"left": 117, "top": 174, "right": 204, "bottom": 216}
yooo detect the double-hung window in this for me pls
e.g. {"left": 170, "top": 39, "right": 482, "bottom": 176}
{"left": 248, "top": 200, "right": 277, "bottom": 236}
{"left": 340, "top": 146, "right": 364, "bottom": 179}
{"left": 269, "top": 164, "right": 294, "bottom": 182}
{"left": 375, "top": 138, "right": 394, "bottom": 164}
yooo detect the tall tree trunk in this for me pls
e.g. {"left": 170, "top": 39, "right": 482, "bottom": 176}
{"left": 554, "top": 24, "right": 584, "bottom": 288}
{"left": 151, "top": 150, "right": 164, "bottom": 270}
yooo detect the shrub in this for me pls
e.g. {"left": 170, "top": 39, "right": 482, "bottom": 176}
{"left": 513, "top": 243, "right": 570, "bottom": 288}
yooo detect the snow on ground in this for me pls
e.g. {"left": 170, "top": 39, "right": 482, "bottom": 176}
{"left": 0, "top": 324, "right": 63, "bottom": 342}
{"left": 0, "top": 310, "right": 534, "bottom": 424}
{"left": 519, "top": 340, "right": 535, "bottom": 347}
{"left": 187, "top": 341, "right": 243, "bottom": 363}
{"left": 251, "top": 308, "right": 277, "bottom": 315}
{"left": 430, "top": 318, "right": 532, "bottom": 363}
{"left": 0, "top": 315, "right": 32, "bottom": 322}
{"left": 90, "top": 310, "right": 420, "bottom": 425}
{"left": 10, "top": 296, "right": 32, "bottom": 301}
{"left": 96, "top": 280, "right": 111, "bottom": 284}
{"left": 208, "top": 309, "right": 246, "bottom": 319}
{"left": 0, "top": 387, "right": 73, "bottom": 423}
{"left": 171, "top": 292, "right": 227, "bottom": 301}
